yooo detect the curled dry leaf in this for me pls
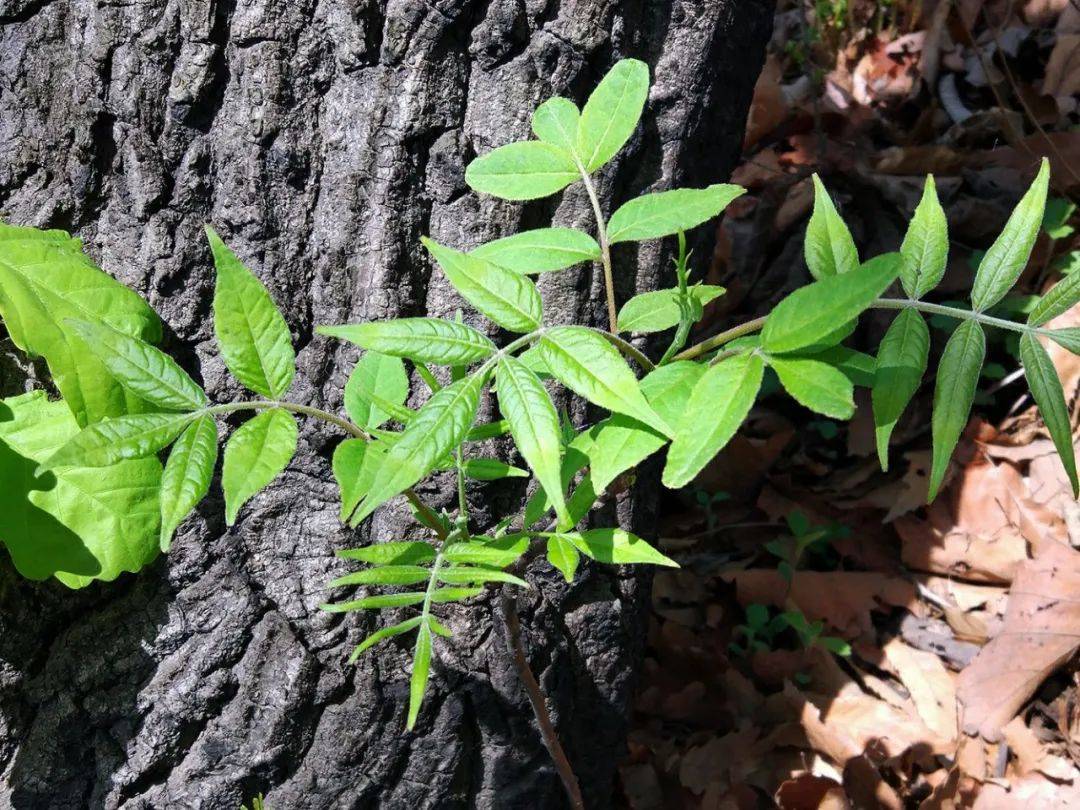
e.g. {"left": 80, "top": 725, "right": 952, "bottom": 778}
{"left": 884, "top": 638, "right": 959, "bottom": 743}
{"left": 1001, "top": 716, "right": 1078, "bottom": 780}
{"left": 957, "top": 540, "right": 1080, "bottom": 741}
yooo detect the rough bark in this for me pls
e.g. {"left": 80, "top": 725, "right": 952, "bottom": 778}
{"left": 0, "top": 1, "right": 771, "bottom": 807}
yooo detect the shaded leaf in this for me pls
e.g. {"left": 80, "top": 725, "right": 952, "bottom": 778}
{"left": 1019, "top": 332, "right": 1078, "bottom": 497}
{"left": 461, "top": 458, "right": 528, "bottom": 480}
{"left": 1028, "top": 269, "right": 1080, "bottom": 327}
{"left": 805, "top": 174, "right": 859, "bottom": 279}
{"left": 769, "top": 356, "right": 855, "bottom": 419}
{"left": 872, "top": 308, "right": 930, "bottom": 470}
{"left": 929, "top": 319, "right": 985, "bottom": 500}
{"left": 899, "top": 174, "right": 949, "bottom": 299}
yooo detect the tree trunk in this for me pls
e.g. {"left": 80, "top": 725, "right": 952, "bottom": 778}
{"left": 0, "top": 1, "right": 772, "bottom": 807}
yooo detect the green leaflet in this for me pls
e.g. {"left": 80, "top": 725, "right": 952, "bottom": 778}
{"left": 466, "top": 419, "right": 510, "bottom": 441}
{"left": 464, "top": 141, "right": 578, "bottom": 201}
{"left": 332, "top": 438, "right": 379, "bottom": 521}
{"left": 207, "top": 227, "right": 296, "bottom": 399}
{"left": 539, "top": 326, "right": 673, "bottom": 437}
{"left": 349, "top": 617, "right": 423, "bottom": 663}
{"left": 408, "top": 622, "right": 433, "bottom": 730}
{"left": 429, "top": 586, "right": 484, "bottom": 603}
{"left": 1047, "top": 327, "right": 1080, "bottom": 355}
{"left": 971, "top": 159, "right": 1050, "bottom": 312}
{"left": 607, "top": 185, "right": 745, "bottom": 244}
{"left": 617, "top": 286, "right": 725, "bottom": 334}
{"left": 318, "top": 318, "right": 496, "bottom": 366}
{"left": 422, "top": 238, "right": 542, "bottom": 333}
{"left": 349, "top": 374, "right": 483, "bottom": 526}
{"left": 67, "top": 319, "right": 207, "bottom": 412}
{"left": 328, "top": 565, "right": 432, "bottom": 587}
{"left": 872, "top": 309, "right": 930, "bottom": 471}
{"left": 159, "top": 415, "right": 218, "bottom": 551}
{"left": 471, "top": 228, "right": 600, "bottom": 275}
{"left": 461, "top": 458, "right": 528, "bottom": 480}
{"left": 1028, "top": 269, "right": 1080, "bottom": 327}
{"left": 436, "top": 567, "right": 529, "bottom": 588}
{"left": 761, "top": 253, "right": 901, "bottom": 354}
{"left": 531, "top": 97, "right": 581, "bottom": 154}
{"left": 806, "top": 345, "right": 877, "bottom": 388}
{"left": 336, "top": 541, "right": 436, "bottom": 565}
{"left": 662, "top": 353, "right": 764, "bottom": 489}
{"left": 559, "top": 528, "right": 677, "bottom": 567}
{"left": 0, "top": 222, "right": 162, "bottom": 425}
{"left": 1019, "top": 332, "right": 1078, "bottom": 497}
{"left": 221, "top": 408, "right": 298, "bottom": 525}
{"left": 805, "top": 174, "right": 860, "bottom": 279}
{"left": 0, "top": 391, "right": 161, "bottom": 586}
{"left": 571, "top": 415, "right": 665, "bottom": 495}
{"left": 577, "top": 58, "right": 649, "bottom": 173}
{"left": 42, "top": 412, "right": 194, "bottom": 470}
{"left": 768, "top": 356, "right": 855, "bottom": 420}
{"left": 546, "top": 535, "right": 580, "bottom": 582}
{"left": 322, "top": 592, "right": 428, "bottom": 612}
{"left": 639, "top": 361, "right": 706, "bottom": 428}
{"left": 345, "top": 351, "right": 409, "bottom": 430}
{"left": 442, "top": 535, "right": 529, "bottom": 568}
{"left": 929, "top": 319, "right": 986, "bottom": 500}
{"left": 899, "top": 175, "right": 948, "bottom": 299}
{"left": 496, "top": 356, "right": 570, "bottom": 528}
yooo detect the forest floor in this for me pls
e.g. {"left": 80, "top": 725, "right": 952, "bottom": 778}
{"left": 618, "top": 1, "right": 1080, "bottom": 807}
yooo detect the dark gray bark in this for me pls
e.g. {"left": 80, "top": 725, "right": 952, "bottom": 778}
{"left": 0, "top": 1, "right": 772, "bottom": 807}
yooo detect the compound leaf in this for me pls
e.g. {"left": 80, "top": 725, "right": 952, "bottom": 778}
{"left": 663, "top": 353, "right": 763, "bottom": 488}
{"left": 971, "top": 158, "right": 1050, "bottom": 312}
{"left": 321, "top": 592, "right": 427, "bottom": 612}
{"left": 872, "top": 309, "right": 930, "bottom": 470}
{"left": 769, "top": 356, "right": 855, "bottom": 419}
{"left": 929, "top": 319, "right": 986, "bottom": 500}
{"left": 899, "top": 174, "right": 949, "bottom": 299}
{"left": 805, "top": 174, "right": 859, "bottom": 279}
{"left": 222, "top": 408, "right": 297, "bottom": 525}
{"left": 607, "top": 185, "right": 744, "bottom": 244}
{"left": 207, "top": 227, "right": 295, "bottom": 399}
{"left": 465, "top": 141, "right": 578, "bottom": 201}
{"left": 471, "top": 228, "right": 600, "bottom": 274}
{"left": 159, "top": 415, "right": 218, "bottom": 551}
{"left": 761, "top": 253, "right": 901, "bottom": 354}
{"left": 639, "top": 361, "right": 706, "bottom": 427}
{"left": 571, "top": 415, "right": 665, "bottom": 494}
{"left": 577, "top": 58, "right": 649, "bottom": 172}
{"left": 1019, "top": 332, "right": 1078, "bottom": 497}
{"left": 318, "top": 318, "right": 496, "bottom": 366}
{"left": 422, "top": 238, "right": 542, "bottom": 333}
{"left": 539, "top": 326, "right": 672, "bottom": 437}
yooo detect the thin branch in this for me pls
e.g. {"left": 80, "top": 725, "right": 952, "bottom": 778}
{"left": 578, "top": 165, "right": 618, "bottom": 333}
{"left": 500, "top": 592, "right": 585, "bottom": 810}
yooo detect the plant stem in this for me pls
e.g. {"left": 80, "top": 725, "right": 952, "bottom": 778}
{"left": 672, "top": 315, "right": 768, "bottom": 361}
{"left": 578, "top": 165, "right": 618, "bottom": 333}
{"left": 594, "top": 329, "right": 657, "bottom": 372}
{"left": 500, "top": 592, "right": 585, "bottom": 810}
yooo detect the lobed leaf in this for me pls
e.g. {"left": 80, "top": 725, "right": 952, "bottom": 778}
{"left": 559, "top": 528, "right": 677, "bottom": 567}
{"left": 805, "top": 175, "right": 860, "bottom": 279}
{"left": 872, "top": 309, "right": 930, "bottom": 470}
{"left": 345, "top": 351, "right": 409, "bottom": 430}
{"left": 465, "top": 141, "right": 578, "bottom": 201}
{"left": 159, "top": 415, "right": 218, "bottom": 551}
{"left": 349, "top": 617, "right": 422, "bottom": 663}
{"left": 349, "top": 374, "right": 484, "bottom": 526}
{"left": 422, "top": 238, "right": 542, "bottom": 333}
{"left": 616, "top": 286, "right": 725, "bottom": 334}
{"left": 539, "top": 326, "right": 672, "bottom": 437}
{"left": 471, "top": 228, "right": 600, "bottom": 275}
{"left": 662, "top": 353, "right": 764, "bottom": 488}
{"left": 336, "top": 541, "right": 436, "bottom": 566}
{"left": 67, "top": 319, "right": 207, "bottom": 412}
{"left": 899, "top": 175, "right": 949, "bottom": 299}
{"left": 929, "top": 319, "right": 986, "bottom": 500}
{"left": 496, "top": 356, "right": 570, "bottom": 527}
{"left": 970, "top": 159, "right": 1050, "bottom": 312}
{"left": 222, "top": 408, "right": 298, "bottom": 525}
{"left": 531, "top": 97, "right": 581, "bottom": 155}
{"left": 577, "top": 59, "right": 649, "bottom": 173}
{"left": 607, "top": 185, "right": 744, "bottom": 244}
{"left": 207, "top": 227, "right": 296, "bottom": 399}
{"left": 318, "top": 318, "right": 496, "bottom": 366}
{"left": 768, "top": 356, "right": 855, "bottom": 419}
{"left": 1019, "top": 332, "right": 1078, "bottom": 497}
{"left": 42, "top": 412, "right": 194, "bottom": 470}
{"left": 761, "top": 253, "right": 901, "bottom": 354}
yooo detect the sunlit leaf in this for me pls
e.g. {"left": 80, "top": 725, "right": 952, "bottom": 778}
{"left": 42, "top": 412, "right": 194, "bottom": 470}
{"left": 348, "top": 617, "right": 422, "bottom": 663}
{"left": 769, "top": 356, "right": 855, "bottom": 419}
{"left": 345, "top": 351, "right": 409, "bottom": 430}
{"left": 318, "top": 318, "right": 496, "bottom": 366}
{"left": 465, "top": 141, "right": 578, "bottom": 201}
{"left": 616, "top": 286, "right": 725, "bottom": 334}
{"left": 899, "top": 174, "right": 948, "bottom": 299}
{"left": 805, "top": 174, "right": 859, "bottom": 279}
{"left": 607, "top": 185, "right": 744, "bottom": 244}
{"left": 577, "top": 58, "right": 649, "bottom": 172}
{"left": 531, "top": 97, "right": 581, "bottom": 155}
{"left": 336, "top": 541, "right": 436, "bottom": 566}
{"left": 159, "top": 415, "right": 218, "bottom": 551}
{"left": 221, "top": 408, "right": 297, "bottom": 525}
{"left": 559, "top": 528, "right": 677, "bottom": 567}
{"left": 471, "top": 228, "right": 599, "bottom": 274}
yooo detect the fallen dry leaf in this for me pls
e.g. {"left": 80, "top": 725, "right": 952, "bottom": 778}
{"left": 1001, "top": 716, "right": 1078, "bottom": 780}
{"left": 971, "top": 772, "right": 1080, "bottom": 807}
{"left": 774, "top": 773, "right": 851, "bottom": 810}
{"left": 957, "top": 541, "right": 1080, "bottom": 740}
{"left": 884, "top": 638, "right": 959, "bottom": 742}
